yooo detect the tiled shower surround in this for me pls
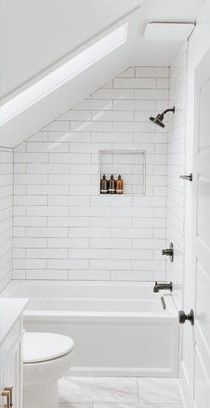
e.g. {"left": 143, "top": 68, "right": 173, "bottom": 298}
{"left": 13, "top": 66, "right": 170, "bottom": 282}
{"left": 0, "top": 148, "right": 13, "bottom": 291}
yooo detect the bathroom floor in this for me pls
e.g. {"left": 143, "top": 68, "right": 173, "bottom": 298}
{"left": 58, "top": 377, "right": 183, "bottom": 408}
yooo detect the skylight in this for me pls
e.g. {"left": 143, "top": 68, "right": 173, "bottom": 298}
{"left": 0, "top": 23, "right": 128, "bottom": 126}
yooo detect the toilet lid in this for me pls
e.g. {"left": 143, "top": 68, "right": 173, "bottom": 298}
{"left": 23, "top": 332, "right": 74, "bottom": 364}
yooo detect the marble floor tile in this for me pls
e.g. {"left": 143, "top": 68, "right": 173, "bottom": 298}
{"left": 90, "top": 404, "right": 181, "bottom": 408}
{"left": 93, "top": 405, "right": 182, "bottom": 408}
{"left": 141, "top": 405, "right": 182, "bottom": 408}
{"left": 138, "top": 378, "right": 182, "bottom": 404}
{"left": 93, "top": 404, "right": 141, "bottom": 408}
{"left": 59, "top": 404, "right": 93, "bottom": 408}
{"left": 59, "top": 377, "right": 138, "bottom": 403}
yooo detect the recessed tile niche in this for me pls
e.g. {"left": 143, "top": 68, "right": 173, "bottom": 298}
{"left": 99, "top": 150, "right": 145, "bottom": 195}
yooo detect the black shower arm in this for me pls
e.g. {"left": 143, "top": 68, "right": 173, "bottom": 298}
{"left": 162, "top": 107, "right": 175, "bottom": 117}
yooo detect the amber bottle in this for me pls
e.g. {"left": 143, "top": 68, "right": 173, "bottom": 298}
{"left": 108, "top": 174, "right": 116, "bottom": 194}
{"left": 100, "top": 174, "right": 108, "bottom": 194}
{"left": 116, "top": 174, "right": 124, "bottom": 194}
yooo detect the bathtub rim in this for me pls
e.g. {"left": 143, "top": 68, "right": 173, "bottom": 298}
{"left": 1, "top": 279, "right": 171, "bottom": 297}
{"left": 1, "top": 280, "right": 178, "bottom": 320}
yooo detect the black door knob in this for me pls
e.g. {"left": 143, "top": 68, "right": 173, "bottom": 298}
{"left": 179, "top": 309, "right": 194, "bottom": 326}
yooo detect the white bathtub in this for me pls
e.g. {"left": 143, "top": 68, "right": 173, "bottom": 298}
{"left": 1, "top": 281, "right": 179, "bottom": 377}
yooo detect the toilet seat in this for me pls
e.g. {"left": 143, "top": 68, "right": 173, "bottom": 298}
{"left": 23, "top": 332, "right": 74, "bottom": 364}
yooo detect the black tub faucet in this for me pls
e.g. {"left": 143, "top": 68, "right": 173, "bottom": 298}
{"left": 153, "top": 281, "right": 173, "bottom": 293}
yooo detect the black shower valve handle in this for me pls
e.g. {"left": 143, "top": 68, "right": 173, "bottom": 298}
{"left": 161, "top": 242, "right": 174, "bottom": 262}
{"left": 162, "top": 248, "right": 173, "bottom": 256}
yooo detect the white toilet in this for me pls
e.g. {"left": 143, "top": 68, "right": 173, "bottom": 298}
{"left": 23, "top": 332, "right": 74, "bottom": 408}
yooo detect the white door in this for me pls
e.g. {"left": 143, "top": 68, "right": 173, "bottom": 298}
{"left": 192, "top": 48, "right": 210, "bottom": 408}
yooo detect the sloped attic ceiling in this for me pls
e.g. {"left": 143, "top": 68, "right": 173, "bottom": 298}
{"left": 0, "top": 0, "right": 205, "bottom": 147}
{"left": 0, "top": 0, "right": 142, "bottom": 100}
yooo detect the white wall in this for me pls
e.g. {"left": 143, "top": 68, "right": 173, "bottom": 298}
{"left": 167, "top": 43, "right": 188, "bottom": 308}
{"left": 0, "top": 148, "right": 13, "bottom": 291}
{"left": 13, "top": 66, "right": 169, "bottom": 282}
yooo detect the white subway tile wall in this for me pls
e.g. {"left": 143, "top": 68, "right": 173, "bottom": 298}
{"left": 166, "top": 46, "right": 187, "bottom": 306}
{"left": 13, "top": 66, "right": 169, "bottom": 281}
{"left": 0, "top": 148, "right": 13, "bottom": 290}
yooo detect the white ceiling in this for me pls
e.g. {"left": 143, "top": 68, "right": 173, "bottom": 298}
{"left": 129, "top": 0, "right": 206, "bottom": 65}
{"left": 0, "top": 0, "right": 140, "bottom": 100}
{"left": 0, "top": 0, "right": 206, "bottom": 147}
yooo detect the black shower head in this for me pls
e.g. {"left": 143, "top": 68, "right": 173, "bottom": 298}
{"left": 149, "top": 113, "right": 165, "bottom": 128}
{"left": 149, "top": 107, "right": 175, "bottom": 128}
